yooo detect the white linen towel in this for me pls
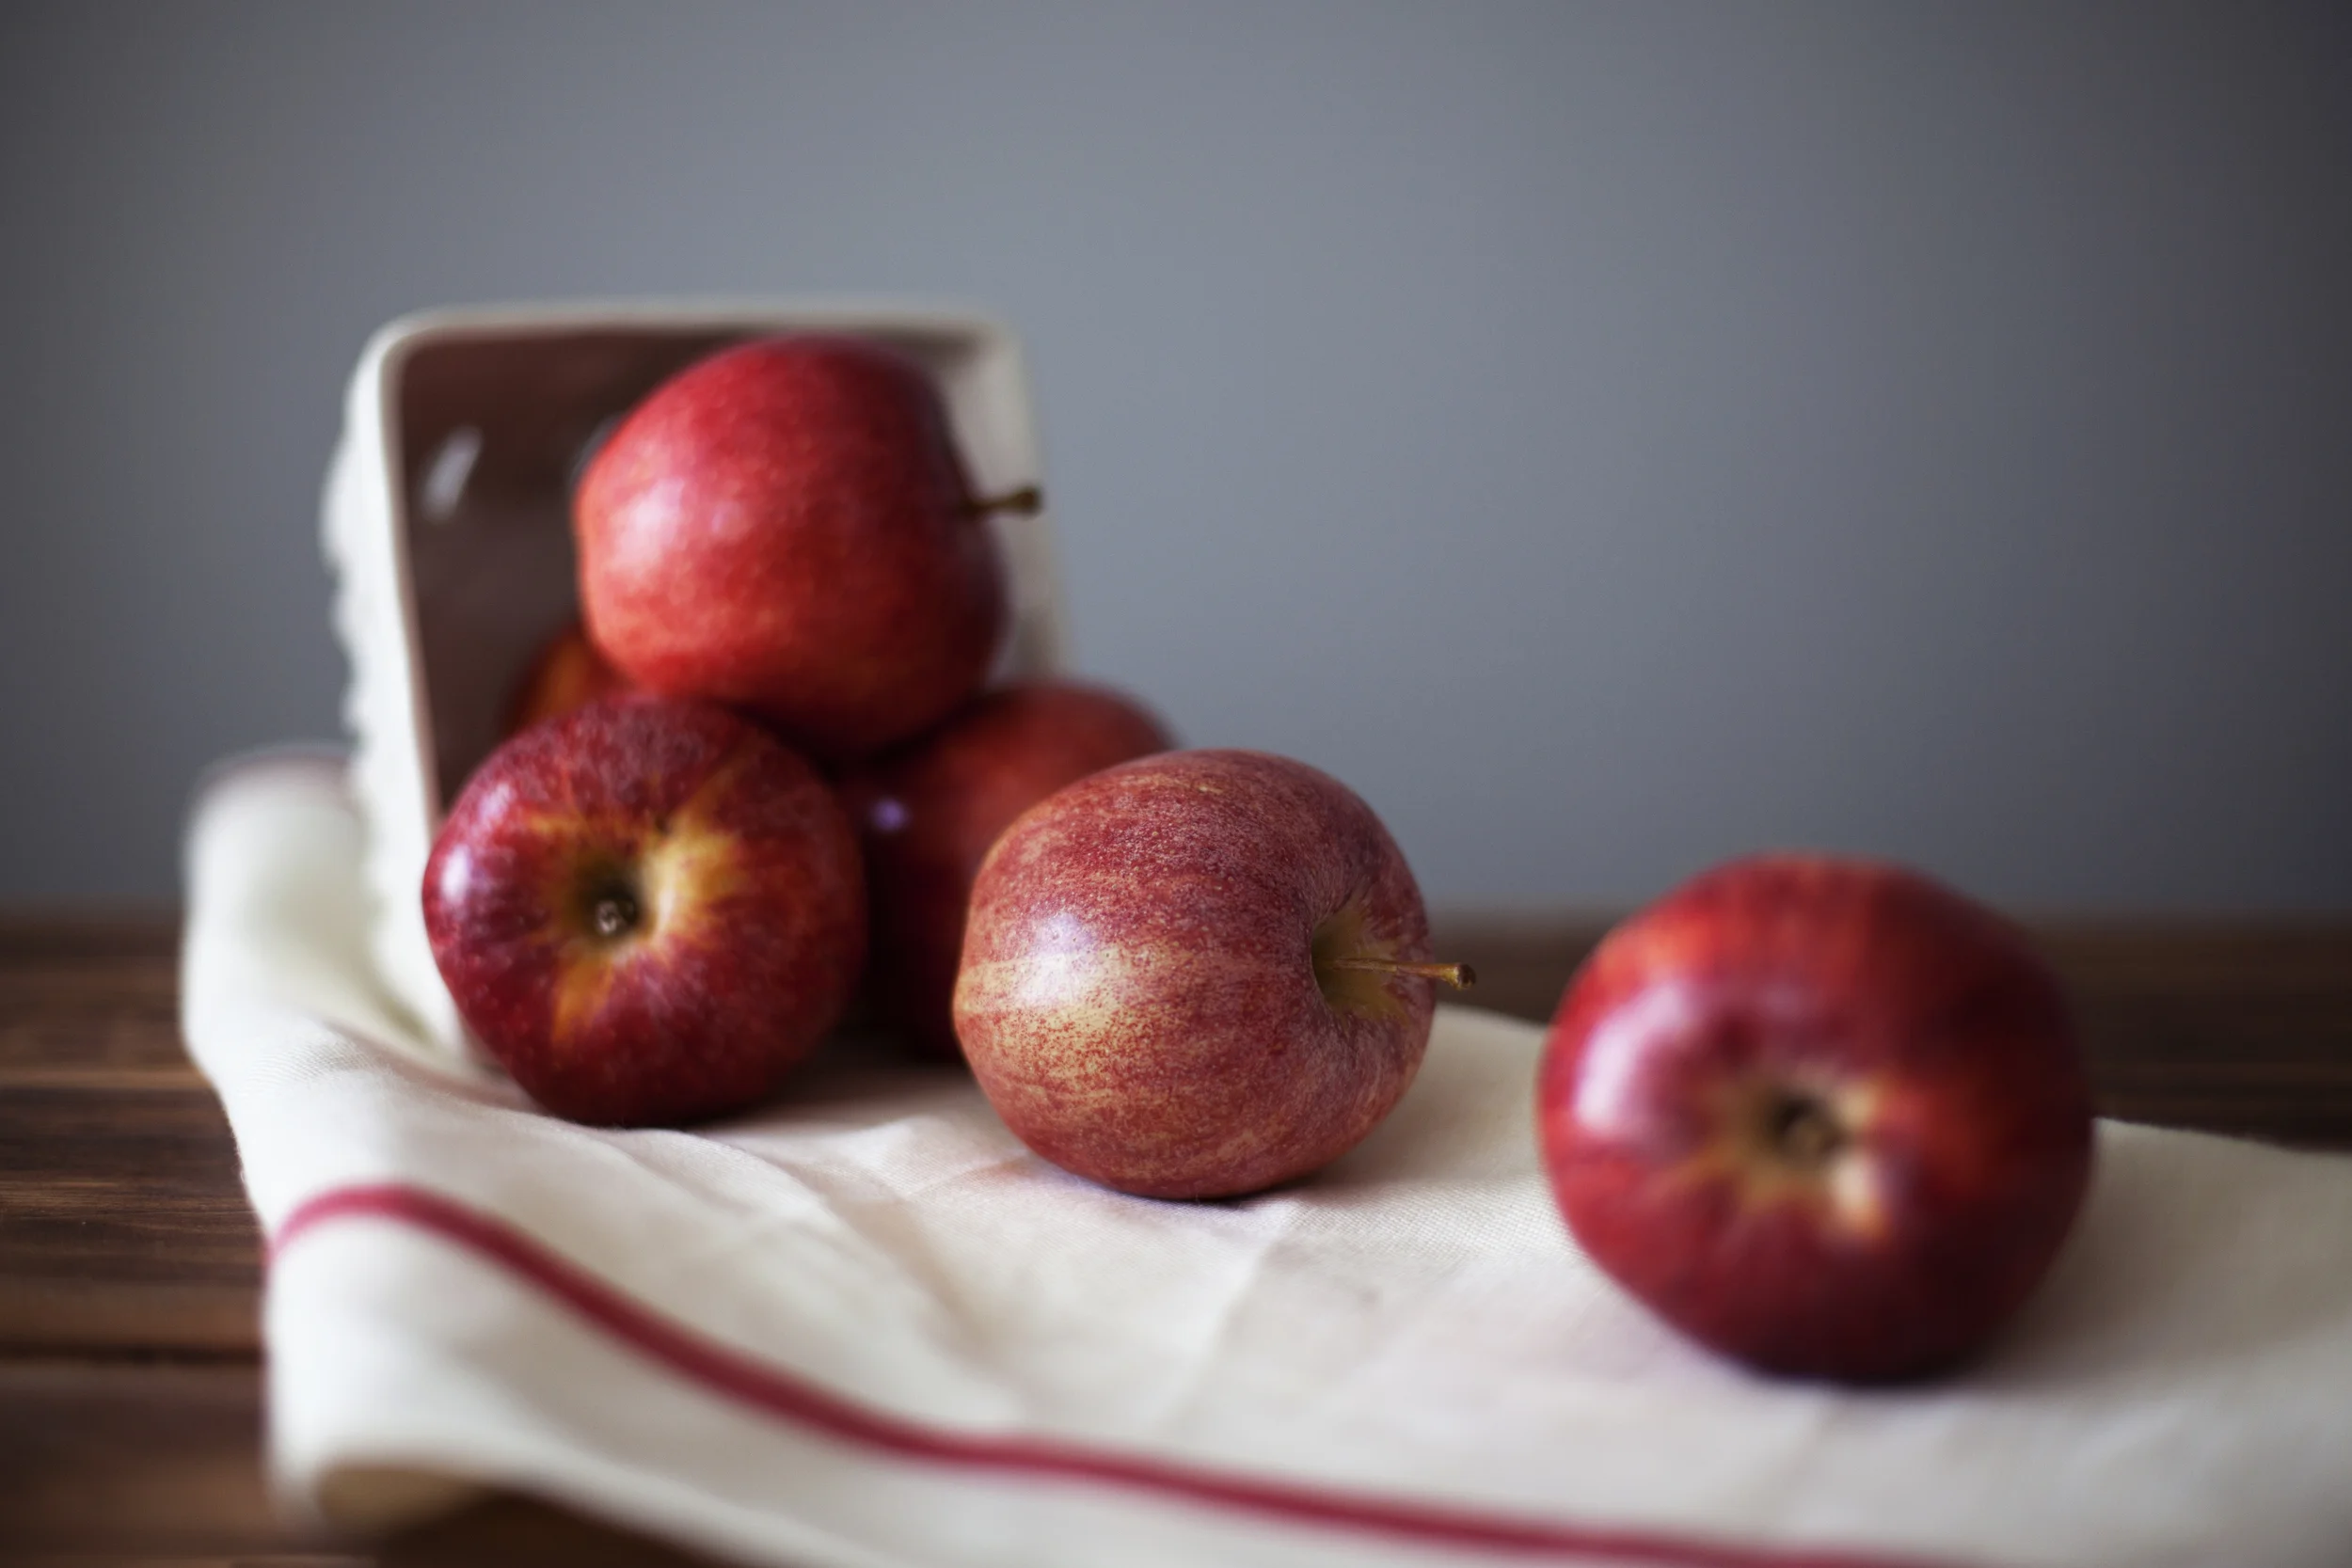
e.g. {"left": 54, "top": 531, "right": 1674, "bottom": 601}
{"left": 181, "top": 753, "right": 2352, "bottom": 1568}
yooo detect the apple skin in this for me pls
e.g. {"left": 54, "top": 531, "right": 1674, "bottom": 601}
{"left": 422, "top": 695, "right": 866, "bottom": 1126}
{"left": 575, "top": 335, "right": 1009, "bottom": 763}
{"left": 503, "top": 619, "right": 632, "bottom": 737}
{"left": 954, "top": 748, "right": 1451, "bottom": 1200}
{"left": 1537, "top": 854, "right": 2094, "bottom": 1383}
{"left": 839, "top": 680, "right": 1175, "bottom": 1058}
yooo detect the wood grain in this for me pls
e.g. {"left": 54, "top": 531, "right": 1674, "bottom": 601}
{"left": 0, "top": 1080, "right": 262, "bottom": 1354}
{"left": 0, "top": 1359, "right": 720, "bottom": 1566}
{"left": 0, "top": 910, "right": 183, "bottom": 1073}
{"left": 4, "top": 907, "right": 2351, "bottom": 1565}
{"left": 0, "top": 1358, "right": 291, "bottom": 1555}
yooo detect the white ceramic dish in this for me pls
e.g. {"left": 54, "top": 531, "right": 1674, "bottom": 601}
{"left": 323, "top": 299, "right": 1067, "bottom": 1053}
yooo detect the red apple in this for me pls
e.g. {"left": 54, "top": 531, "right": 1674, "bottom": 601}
{"left": 574, "top": 335, "right": 1025, "bottom": 763}
{"left": 1537, "top": 854, "right": 2094, "bottom": 1382}
{"left": 954, "top": 748, "right": 1472, "bottom": 1199}
{"left": 840, "top": 680, "right": 1175, "bottom": 1058}
{"left": 503, "top": 619, "right": 632, "bottom": 737}
{"left": 422, "top": 695, "right": 866, "bottom": 1126}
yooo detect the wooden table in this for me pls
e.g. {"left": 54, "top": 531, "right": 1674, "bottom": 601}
{"left": 5, "top": 911, "right": 2350, "bottom": 1564}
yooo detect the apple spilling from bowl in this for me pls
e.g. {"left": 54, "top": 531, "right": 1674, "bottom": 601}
{"left": 421, "top": 326, "right": 2094, "bottom": 1386}
{"left": 954, "top": 747, "right": 1473, "bottom": 1200}
{"left": 839, "top": 679, "right": 1178, "bottom": 1058}
{"left": 424, "top": 697, "right": 866, "bottom": 1126}
{"left": 429, "top": 331, "right": 1466, "bottom": 1170}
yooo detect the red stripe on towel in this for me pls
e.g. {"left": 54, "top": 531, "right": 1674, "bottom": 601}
{"left": 273, "top": 1182, "right": 1971, "bottom": 1568}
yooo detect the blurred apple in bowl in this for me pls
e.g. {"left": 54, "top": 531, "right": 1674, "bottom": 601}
{"left": 1537, "top": 854, "right": 2094, "bottom": 1382}
{"left": 841, "top": 679, "right": 1174, "bottom": 1057}
{"left": 423, "top": 695, "right": 866, "bottom": 1126}
{"left": 954, "top": 748, "right": 1472, "bottom": 1199}
{"left": 502, "top": 619, "right": 632, "bottom": 737}
{"left": 575, "top": 335, "right": 1029, "bottom": 763}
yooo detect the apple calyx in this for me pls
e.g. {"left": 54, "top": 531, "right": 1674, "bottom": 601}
{"left": 589, "top": 888, "right": 641, "bottom": 941}
{"left": 1758, "top": 1087, "right": 1847, "bottom": 1169}
{"left": 968, "top": 483, "right": 1044, "bottom": 518}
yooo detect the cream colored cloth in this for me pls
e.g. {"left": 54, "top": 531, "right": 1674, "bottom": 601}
{"left": 182, "top": 755, "right": 2352, "bottom": 1568}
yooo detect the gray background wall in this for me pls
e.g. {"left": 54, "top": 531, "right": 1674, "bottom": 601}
{"left": 3, "top": 1, "right": 2346, "bottom": 912}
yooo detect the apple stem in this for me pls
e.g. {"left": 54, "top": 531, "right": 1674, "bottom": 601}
{"left": 1325, "top": 957, "right": 1477, "bottom": 990}
{"left": 970, "top": 483, "right": 1044, "bottom": 518}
